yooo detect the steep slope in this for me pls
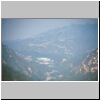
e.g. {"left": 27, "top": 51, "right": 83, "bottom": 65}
{"left": 78, "top": 49, "right": 98, "bottom": 74}
{"left": 2, "top": 44, "right": 56, "bottom": 81}
{"left": 2, "top": 45, "right": 38, "bottom": 80}
{"left": 75, "top": 49, "right": 98, "bottom": 81}
{"left": 2, "top": 63, "right": 32, "bottom": 81}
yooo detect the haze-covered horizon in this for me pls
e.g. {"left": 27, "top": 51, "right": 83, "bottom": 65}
{"left": 2, "top": 19, "right": 98, "bottom": 42}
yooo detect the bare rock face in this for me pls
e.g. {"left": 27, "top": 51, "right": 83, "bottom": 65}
{"left": 78, "top": 49, "right": 98, "bottom": 74}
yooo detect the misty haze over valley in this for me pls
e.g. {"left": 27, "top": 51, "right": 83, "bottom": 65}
{"left": 2, "top": 19, "right": 98, "bottom": 81}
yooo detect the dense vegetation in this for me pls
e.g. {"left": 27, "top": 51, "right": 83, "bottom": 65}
{"left": 2, "top": 64, "right": 32, "bottom": 81}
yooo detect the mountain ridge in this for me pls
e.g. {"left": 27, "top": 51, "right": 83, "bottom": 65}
{"left": 2, "top": 24, "right": 98, "bottom": 81}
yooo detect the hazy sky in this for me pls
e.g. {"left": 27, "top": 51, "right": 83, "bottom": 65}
{"left": 2, "top": 19, "right": 98, "bottom": 41}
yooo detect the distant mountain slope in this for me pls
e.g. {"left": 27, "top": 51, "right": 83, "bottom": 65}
{"left": 4, "top": 24, "right": 98, "bottom": 58}
{"left": 2, "top": 24, "right": 98, "bottom": 81}
{"left": 2, "top": 63, "right": 32, "bottom": 81}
